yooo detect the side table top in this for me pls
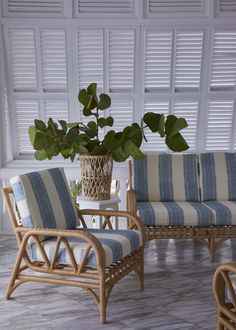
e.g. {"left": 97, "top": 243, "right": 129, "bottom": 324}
{"left": 77, "top": 195, "right": 121, "bottom": 206}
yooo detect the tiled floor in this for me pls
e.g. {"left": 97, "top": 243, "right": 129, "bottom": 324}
{"left": 1, "top": 235, "right": 236, "bottom": 330}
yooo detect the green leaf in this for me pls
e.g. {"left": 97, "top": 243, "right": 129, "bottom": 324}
{"left": 143, "top": 112, "right": 165, "bottom": 137}
{"left": 34, "top": 119, "right": 46, "bottom": 131}
{"left": 78, "top": 89, "right": 90, "bottom": 106}
{"left": 61, "top": 147, "right": 74, "bottom": 158}
{"left": 59, "top": 120, "right": 67, "bottom": 133}
{"left": 112, "top": 147, "right": 129, "bottom": 162}
{"left": 165, "top": 115, "right": 188, "bottom": 139}
{"left": 98, "top": 93, "right": 111, "bottom": 110}
{"left": 87, "top": 121, "right": 97, "bottom": 131}
{"left": 165, "top": 133, "right": 189, "bottom": 152}
{"left": 121, "top": 124, "right": 142, "bottom": 148}
{"left": 35, "top": 150, "right": 48, "bottom": 160}
{"left": 87, "top": 83, "right": 97, "bottom": 98}
{"left": 33, "top": 131, "right": 48, "bottom": 150}
{"left": 28, "top": 126, "right": 37, "bottom": 146}
{"left": 97, "top": 116, "right": 114, "bottom": 128}
{"left": 124, "top": 140, "right": 144, "bottom": 160}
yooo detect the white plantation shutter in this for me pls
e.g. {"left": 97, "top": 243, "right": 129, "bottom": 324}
{"left": 210, "top": 31, "right": 236, "bottom": 91}
{"left": 173, "top": 101, "right": 199, "bottom": 150}
{"left": 174, "top": 31, "right": 203, "bottom": 92}
{"left": 143, "top": 101, "right": 169, "bottom": 152}
{"left": 144, "top": 30, "right": 172, "bottom": 92}
{"left": 205, "top": 100, "right": 235, "bottom": 150}
{"left": 216, "top": 0, "right": 236, "bottom": 15}
{"left": 146, "top": 0, "right": 205, "bottom": 17}
{"left": 40, "top": 30, "right": 68, "bottom": 92}
{"left": 15, "top": 100, "right": 39, "bottom": 154}
{"left": 5, "top": 0, "right": 64, "bottom": 17}
{"left": 77, "top": 30, "right": 104, "bottom": 91}
{"left": 44, "top": 101, "right": 69, "bottom": 122}
{"left": 76, "top": 0, "right": 134, "bottom": 16}
{"left": 108, "top": 101, "right": 134, "bottom": 132}
{"left": 8, "top": 29, "right": 37, "bottom": 92}
{"left": 109, "top": 29, "right": 135, "bottom": 93}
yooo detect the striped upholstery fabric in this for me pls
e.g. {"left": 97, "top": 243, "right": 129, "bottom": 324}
{"left": 133, "top": 153, "right": 200, "bottom": 202}
{"left": 203, "top": 201, "right": 236, "bottom": 225}
{"left": 10, "top": 168, "right": 78, "bottom": 236}
{"left": 31, "top": 228, "right": 142, "bottom": 267}
{"left": 199, "top": 152, "right": 236, "bottom": 201}
{"left": 137, "top": 201, "right": 213, "bottom": 226}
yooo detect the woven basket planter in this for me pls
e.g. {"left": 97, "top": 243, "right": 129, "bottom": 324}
{"left": 80, "top": 155, "right": 113, "bottom": 200}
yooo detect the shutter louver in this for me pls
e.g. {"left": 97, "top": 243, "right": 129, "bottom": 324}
{"left": 6, "top": 0, "right": 63, "bottom": 17}
{"left": 143, "top": 101, "right": 169, "bottom": 151}
{"left": 44, "top": 101, "right": 69, "bottom": 122}
{"left": 173, "top": 101, "right": 199, "bottom": 150}
{"left": 210, "top": 31, "right": 236, "bottom": 91}
{"left": 174, "top": 31, "right": 203, "bottom": 92}
{"left": 76, "top": 0, "right": 133, "bottom": 16}
{"left": 205, "top": 100, "right": 235, "bottom": 150}
{"left": 77, "top": 30, "right": 104, "bottom": 91}
{"left": 144, "top": 30, "right": 172, "bottom": 92}
{"left": 15, "top": 100, "right": 39, "bottom": 154}
{"left": 108, "top": 101, "right": 134, "bottom": 132}
{"left": 217, "top": 0, "right": 236, "bottom": 14}
{"left": 146, "top": 0, "right": 204, "bottom": 16}
{"left": 109, "top": 29, "right": 135, "bottom": 93}
{"left": 40, "top": 30, "right": 68, "bottom": 92}
{"left": 8, "top": 29, "right": 37, "bottom": 92}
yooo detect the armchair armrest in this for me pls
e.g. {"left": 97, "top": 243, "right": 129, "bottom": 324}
{"left": 77, "top": 209, "right": 146, "bottom": 245}
{"left": 213, "top": 263, "right": 236, "bottom": 308}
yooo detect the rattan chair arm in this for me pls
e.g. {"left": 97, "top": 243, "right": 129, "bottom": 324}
{"left": 77, "top": 209, "right": 146, "bottom": 245}
{"left": 15, "top": 227, "right": 106, "bottom": 270}
{"left": 126, "top": 188, "right": 137, "bottom": 216}
{"left": 213, "top": 263, "right": 236, "bottom": 307}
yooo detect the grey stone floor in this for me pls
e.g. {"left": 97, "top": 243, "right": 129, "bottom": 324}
{"left": 1, "top": 235, "right": 236, "bottom": 330}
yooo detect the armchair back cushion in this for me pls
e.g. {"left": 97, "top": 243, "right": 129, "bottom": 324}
{"left": 133, "top": 153, "right": 200, "bottom": 202}
{"left": 199, "top": 152, "right": 236, "bottom": 201}
{"left": 10, "top": 168, "right": 78, "bottom": 235}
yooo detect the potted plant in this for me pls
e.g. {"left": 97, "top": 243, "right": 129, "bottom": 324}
{"left": 29, "top": 83, "right": 189, "bottom": 200}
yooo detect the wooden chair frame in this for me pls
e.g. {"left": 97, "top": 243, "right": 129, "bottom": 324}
{"left": 127, "top": 161, "right": 236, "bottom": 262}
{"left": 213, "top": 263, "right": 236, "bottom": 330}
{"left": 2, "top": 187, "right": 145, "bottom": 324}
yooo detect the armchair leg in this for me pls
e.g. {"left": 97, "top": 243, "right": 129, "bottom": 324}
{"left": 6, "top": 248, "right": 24, "bottom": 299}
{"left": 99, "top": 277, "right": 107, "bottom": 324}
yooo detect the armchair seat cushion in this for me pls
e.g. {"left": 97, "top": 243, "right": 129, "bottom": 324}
{"left": 31, "top": 228, "right": 142, "bottom": 267}
{"left": 203, "top": 201, "right": 236, "bottom": 225}
{"left": 137, "top": 201, "right": 213, "bottom": 226}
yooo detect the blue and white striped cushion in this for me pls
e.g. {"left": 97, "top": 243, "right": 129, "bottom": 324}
{"left": 10, "top": 168, "right": 79, "bottom": 234}
{"left": 137, "top": 201, "right": 213, "bottom": 226}
{"left": 199, "top": 152, "right": 236, "bottom": 201}
{"left": 31, "top": 228, "right": 142, "bottom": 267}
{"left": 133, "top": 153, "right": 200, "bottom": 202}
{"left": 203, "top": 201, "right": 236, "bottom": 225}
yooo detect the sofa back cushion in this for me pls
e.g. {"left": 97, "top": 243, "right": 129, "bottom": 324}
{"left": 133, "top": 153, "right": 200, "bottom": 202}
{"left": 10, "top": 168, "right": 79, "bottom": 232}
{"left": 199, "top": 152, "right": 236, "bottom": 201}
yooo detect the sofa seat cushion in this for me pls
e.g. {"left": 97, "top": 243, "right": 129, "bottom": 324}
{"left": 133, "top": 153, "right": 200, "bottom": 202}
{"left": 199, "top": 152, "right": 236, "bottom": 201}
{"left": 137, "top": 201, "right": 213, "bottom": 226}
{"left": 203, "top": 201, "right": 236, "bottom": 225}
{"left": 10, "top": 168, "right": 79, "bottom": 232}
{"left": 31, "top": 228, "right": 142, "bottom": 268}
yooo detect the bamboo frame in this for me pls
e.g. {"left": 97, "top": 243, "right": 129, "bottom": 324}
{"left": 127, "top": 173, "right": 236, "bottom": 262}
{"left": 2, "top": 187, "right": 145, "bottom": 324}
{"left": 213, "top": 263, "right": 236, "bottom": 330}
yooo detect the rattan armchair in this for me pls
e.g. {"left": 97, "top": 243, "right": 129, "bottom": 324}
{"left": 2, "top": 168, "right": 145, "bottom": 324}
{"left": 213, "top": 263, "right": 236, "bottom": 330}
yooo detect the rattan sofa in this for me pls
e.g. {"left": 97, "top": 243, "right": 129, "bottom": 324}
{"left": 127, "top": 152, "right": 236, "bottom": 261}
{"left": 3, "top": 167, "right": 145, "bottom": 324}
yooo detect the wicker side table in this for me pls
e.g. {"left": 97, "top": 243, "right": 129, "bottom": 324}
{"left": 77, "top": 195, "right": 121, "bottom": 229}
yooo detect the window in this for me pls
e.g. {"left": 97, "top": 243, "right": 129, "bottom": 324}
{"left": 1, "top": 0, "right": 236, "bottom": 164}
